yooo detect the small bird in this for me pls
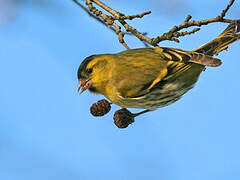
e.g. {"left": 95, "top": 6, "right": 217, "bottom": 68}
{"left": 78, "top": 22, "right": 240, "bottom": 115}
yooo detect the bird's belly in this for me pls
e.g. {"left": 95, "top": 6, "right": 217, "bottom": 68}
{"left": 107, "top": 64, "right": 203, "bottom": 109}
{"left": 114, "top": 81, "right": 196, "bottom": 109}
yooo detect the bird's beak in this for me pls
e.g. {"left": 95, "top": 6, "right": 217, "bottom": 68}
{"left": 78, "top": 78, "right": 92, "bottom": 93}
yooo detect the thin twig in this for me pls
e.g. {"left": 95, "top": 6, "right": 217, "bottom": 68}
{"left": 74, "top": 0, "right": 238, "bottom": 48}
{"left": 73, "top": 0, "right": 140, "bottom": 38}
{"left": 114, "top": 11, "right": 151, "bottom": 20}
{"left": 86, "top": 0, "right": 152, "bottom": 48}
{"left": 151, "top": 0, "right": 236, "bottom": 45}
{"left": 73, "top": 0, "right": 117, "bottom": 33}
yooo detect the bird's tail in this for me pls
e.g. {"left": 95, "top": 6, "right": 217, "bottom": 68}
{"left": 193, "top": 21, "right": 240, "bottom": 56}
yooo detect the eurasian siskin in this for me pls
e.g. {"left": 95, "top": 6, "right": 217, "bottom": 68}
{"left": 77, "top": 22, "right": 240, "bottom": 111}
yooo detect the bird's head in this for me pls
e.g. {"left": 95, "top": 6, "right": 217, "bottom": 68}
{"left": 77, "top": 54, "right": 112, "bottom": 94}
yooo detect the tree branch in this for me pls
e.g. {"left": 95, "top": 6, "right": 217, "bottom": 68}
{"left": 73, "top": 0, "right": 116, "bottom": 32}
{"left": 73, "top": 0, "right": 239, "bottom": 49}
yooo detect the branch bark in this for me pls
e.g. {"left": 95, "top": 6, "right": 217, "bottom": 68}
{"left": 73, "top": 0, "right": 239, "bottom": 49}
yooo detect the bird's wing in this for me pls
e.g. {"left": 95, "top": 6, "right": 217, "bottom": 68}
{"left": 114, "top": 47, "right": 220, "bottom": 99}
{"left": 145, "top": 47, "right": 210, "bottom": 92}
{"left": 154, "top": 47, "right": 222, "bottom": 67}
{"left": 113, "top": 49, "right": 169, "bottom": 98}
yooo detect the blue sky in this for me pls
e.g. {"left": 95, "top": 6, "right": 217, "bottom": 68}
{"left": 0, "top": 0, "right": 240, "bottom": 180}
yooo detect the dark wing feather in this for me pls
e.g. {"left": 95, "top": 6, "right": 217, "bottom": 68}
{"left": 156, "top": 47, "right": 222, "bottom": 67}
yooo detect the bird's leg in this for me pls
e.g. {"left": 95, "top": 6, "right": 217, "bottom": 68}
{"left": 113, "top": 108, "right": 151, "bottom": 128}
{"left": 132, "top": 109, "right": 151, "bottom": 117}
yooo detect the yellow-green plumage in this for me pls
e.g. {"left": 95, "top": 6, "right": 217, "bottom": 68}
{"left": 78, "top": 22, "right": 240, "bottom": 110}
{"left": 104, "top": 48, "right": 205, "bottom": 109}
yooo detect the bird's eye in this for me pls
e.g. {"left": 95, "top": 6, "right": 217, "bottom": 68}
{"left": 86, "top": 68, "right": 93, "bottom": 74}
